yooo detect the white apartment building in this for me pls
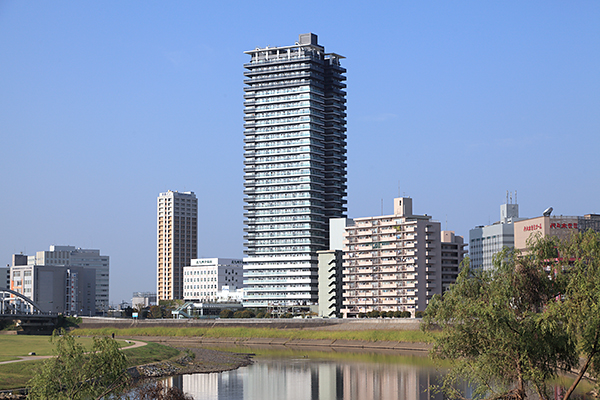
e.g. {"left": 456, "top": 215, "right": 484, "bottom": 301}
{"left": 12, "top": 245, "right": 109, "bottom": 313}
{"left": 157, "top": 190, "right": 198, "bottom": 301}
{"left": 469, "top": 199, "right": 523, "bottom": 270}
{"left": 342, "top": 198, "right": 451, "bottom": 317}
{"left": 183, "top": 258, "right": 243, "bottom": 302}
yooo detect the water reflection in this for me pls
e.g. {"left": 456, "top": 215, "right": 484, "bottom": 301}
{"left": 163, "top": 350, "right": 452, "bottom": 400}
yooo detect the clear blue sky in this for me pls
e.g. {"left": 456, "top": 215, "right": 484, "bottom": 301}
{"left": 1, "top": 1, "right": 598, "bottom": 304}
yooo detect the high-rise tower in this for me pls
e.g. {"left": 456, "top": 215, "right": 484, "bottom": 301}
{"left": 157, "top": 190, "right": 198, "bottom": 301}
{"left": 243, "top": 33, "right": 347, "bottom": 307}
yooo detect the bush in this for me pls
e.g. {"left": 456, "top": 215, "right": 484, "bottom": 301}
{"left": 255, "top": 311, "right": 272, "bottom": 318}
{"left": 281, "top": 313, "right": 293, "bottom": 319}
{"left": 415, "top": 311, "right": 424, "bottom": 318}
{"left": 219, "top": 309, "right": 234, "bottom": 318}
{"left": 358, "top": 313, "right": 366, "bottom": 319}
{"left": 366, "top": 310, "right": 380, "bottom": 318}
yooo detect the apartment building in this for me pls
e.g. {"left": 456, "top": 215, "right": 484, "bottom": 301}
{"left": 157, "top": 190, "right": 198, "bottom": 301}
{"left": 440, "top": 231, "right": 467, "bottom": 293}
{"left": 342, "top": 198, "right": 448, "bottom": 317}
{"left": 242, "top": 33, "right": 347, "bottom": 307}
{"left": 183, "top": 258, "right": 243, "bottom": 302}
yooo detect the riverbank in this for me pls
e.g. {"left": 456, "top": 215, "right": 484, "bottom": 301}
{"left": 129, "top": 346, "right": 253, "bottom": 378}
{"left": 73, "top": 317, "right": 432, "bottom": 345}
{"left": 131, "top": 335, "right": 432, "bottom": 354}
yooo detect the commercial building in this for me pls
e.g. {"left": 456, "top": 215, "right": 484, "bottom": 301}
{"left": 514, "top": 212, "right": 600, "bottom": 251}
{"left": 10, "top": 262, "right": 96, "bottom": 315}
{"left": 10, "top": 245, "right": 109, "bottom": 313}
{"left": 242, "top": 33, "right": 347, "bottom": 307}
{"left": 469, "top": 199, "right": 523, "bottom": 270}
{"left": 183, "top": 258, "right": 243, "bottom": 302}
{"left": 157, "top": 190, "right": 198, "bottom": 301}
{"left": 342, "top": 198, "right": 464, "bottom": 317}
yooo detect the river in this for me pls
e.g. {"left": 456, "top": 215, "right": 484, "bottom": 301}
{"left": 160, "top": 346, "right": 462, "bottom": 400}
{"left": 156, "top": 345, "right": 594, "bottom": 400}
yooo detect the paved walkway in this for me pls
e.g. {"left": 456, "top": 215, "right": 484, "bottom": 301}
{"left": 0, "top": 339, "right": 147, "bottom": 365}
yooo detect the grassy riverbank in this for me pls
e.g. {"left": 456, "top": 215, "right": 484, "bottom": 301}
{"left": 0, "top": 338, "right": 181, "bottom": 391}
{"left": 72, "top": 326, "right": 432, "bottom": 343}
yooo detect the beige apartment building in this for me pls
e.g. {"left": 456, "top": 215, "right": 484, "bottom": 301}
{"left": 157, "top": 190, "right": 198, "bottom": 301}
{"left": 341, "top": 197, "right": 465, "bottom": 317}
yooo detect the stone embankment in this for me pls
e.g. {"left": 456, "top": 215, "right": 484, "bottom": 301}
{"left": 129, "top": 347, "right": 253, "bottom": 379}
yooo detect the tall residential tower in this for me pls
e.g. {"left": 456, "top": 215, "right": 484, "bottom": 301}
{"left": 243, "top": 33, "right": 347, "bottom": 307}
{"left": 157, "top": 190, "right": 198, "bottom": 301}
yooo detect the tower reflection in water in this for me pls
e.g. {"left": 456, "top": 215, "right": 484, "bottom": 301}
{"left": 162, "top": 356, "right": 459, "bottom": 400}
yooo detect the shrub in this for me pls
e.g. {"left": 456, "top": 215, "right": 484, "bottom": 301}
{"left": 219, "top": 309, "right": 234, "bottom": 318}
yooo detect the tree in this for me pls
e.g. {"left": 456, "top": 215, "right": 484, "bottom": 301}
{"left": 422, "top": 245, "right": 577, "bottom": 400}
{"left": 149, "top": 305, "right": 164, "bottom": 319}
{"left": 27, "top": 330, "right": 130, "bottom": 400}
{"left": 555, "top": 230, "right": 600, "bottom": 399}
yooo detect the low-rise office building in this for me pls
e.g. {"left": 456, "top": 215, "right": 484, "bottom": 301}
{"left": 183, "top": 258, "right": 243, "bottom": 302}
{"left": 469, "top": 198, "right": 524, "bottom": 270}
{"left": 131, "top": 292, "right": 157, "bottom": 308}
{"left": 514, "top": 213, "right": 600, "bottom": 251}
{"left": 10, "top": 264, "right": 96, "bottom": 315}
{"left": 13, "top": 245, "right": 109, "bottom": 313}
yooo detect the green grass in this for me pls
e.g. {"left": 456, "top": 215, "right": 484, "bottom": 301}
{"left": 72, "top": 326, "right": 434, "bottom": 343}
{"left": 0, "top": 360, "right": 39, "bottom": 390}
{"left": 0, "top": 339, "right": 180, "bottom": 391}
{"left": 0, "top": 335, "right": 129, "bottom": 358}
